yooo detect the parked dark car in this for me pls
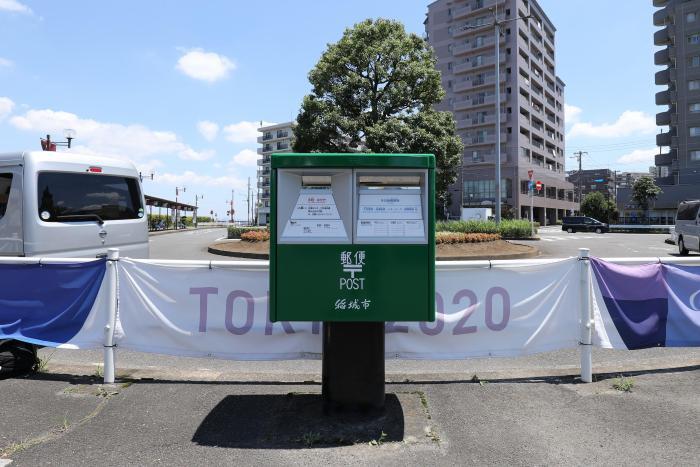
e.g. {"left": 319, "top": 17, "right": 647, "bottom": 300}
{"left": 562, "top": 216, "right": 609, "bottom": 233}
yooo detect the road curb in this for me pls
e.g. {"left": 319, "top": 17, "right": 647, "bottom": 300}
{"left": 149, "top": 226, "right": 225, "bottom": 237}
{"left": 207, "top": 241, "right": 540, "bottom": 261}
{"left": 40, "top": 358, "right": 700, "bottom": 384}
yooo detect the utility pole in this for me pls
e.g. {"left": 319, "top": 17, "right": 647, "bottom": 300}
{"left": 571, "top": 151, "right": 587, "bottom": 213}
{"left": 246, "top": 177, "right": 250, "bottom": 225}
{"left": 230, "top": 189, "right": 234, "bottom": 223}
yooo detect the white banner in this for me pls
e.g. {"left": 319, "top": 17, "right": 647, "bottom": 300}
{"left": 116, "top": 258, "right": 580, "bottom": 360}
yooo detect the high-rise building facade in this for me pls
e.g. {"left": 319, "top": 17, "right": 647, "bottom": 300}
{"left": 256, "top": 121, "right": 294, "bottom": 225}
{"left": 646, "top": 0, "right": 700, "bottom": 223}
{"left": 426, "top": 0, "right": 577, "bottom": 223}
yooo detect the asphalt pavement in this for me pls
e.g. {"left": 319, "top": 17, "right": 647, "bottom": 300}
{"left": 3, "top": 227, "right": 698, "bottom": 465}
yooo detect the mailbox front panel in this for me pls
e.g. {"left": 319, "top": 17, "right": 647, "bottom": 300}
{"left": 270, "top": 154, "right": 435, "bottom": 322}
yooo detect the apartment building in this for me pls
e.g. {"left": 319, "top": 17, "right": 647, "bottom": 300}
{"left": 256, "top": 121, "right": 294, "bottom": 225}
{"left": 566, "top": 169, "right": 615, "bottom": 201}
{"left": 649, "top": 0, "right": 700, "bottom": 221}
{"left": 426, "top": 0, "right": 577, "bottom": 224}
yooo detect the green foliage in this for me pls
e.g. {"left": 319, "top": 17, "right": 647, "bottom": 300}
{"left": 436, "top": 220, "right": 536, "bottom": 238}
{"left": 632, "top": 176, "right": 662, "bottom": 211}
{"left": 581, "top": 192, "right": 618, "bottom": 222}
{"left": 227, "top": 226, "right": 267, "bottom": 239}
{"left": 292, "top": 18, "right": 463, "bottom": 216}
{"left": 612, "top": 375, "right": 634, "bottom": 392}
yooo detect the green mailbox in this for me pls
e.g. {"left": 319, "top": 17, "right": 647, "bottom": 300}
{"left": 269, "top": 153, "right": 435, "bottom": 323}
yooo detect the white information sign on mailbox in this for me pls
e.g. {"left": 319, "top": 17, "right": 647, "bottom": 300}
{"left": 357, "top": 189, "right": 425, "bottom": 239}
{"left": 282, "top": 187, "right": 348, "bottom": 239}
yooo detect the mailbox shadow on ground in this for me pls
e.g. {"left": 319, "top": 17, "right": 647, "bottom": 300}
{"left": 192, "top": 393, "right": 404, "bottom": 449}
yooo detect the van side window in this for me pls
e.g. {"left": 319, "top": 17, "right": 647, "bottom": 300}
{"left": 677, "top": 202, "right": 700, "bottom": 220}
{"left": 0, "top": 173, "right": 13, "bottom": 220}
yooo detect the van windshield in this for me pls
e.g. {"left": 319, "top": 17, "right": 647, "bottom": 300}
{"left": 38, "top": 172, "right": 143, "bottom": 222}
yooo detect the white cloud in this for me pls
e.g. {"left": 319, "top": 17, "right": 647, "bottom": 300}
{"left": 155, "top": 170, "right": 246, "bottom": 189}
{"left": 617, "top": 148, "right": 658, "bottom": 165}
{"left": 0, "top": 57, "right": 13, "bottom": 68}
{"left": 8, "top": 107, "right": 212, "bottom": 162}
{"left": 564, "top": 104, "right": 582, "bottom": 124}
{"left": 176, "top": 49, "right": 235, "bottom": 83}
{"left": 0, "top": 96, "right": 14, "bottom": 119}
{"left": 230, "top": 148, "right": 258, "bottom": 167}
{"left": 568, "top": 110, "right": 656, "bottom": 139}
{"left": 223, "top": 120, "right": 274, "bottom": 143}
{"left": 197, "top": 120, "right": 219, "bottom": 141}
{"left": 0, "top": 0, "right": 32, "bottom": 14}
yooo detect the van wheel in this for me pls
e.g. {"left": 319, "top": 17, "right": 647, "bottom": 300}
{"left": 567, "top": 227, "right": 574, "bottom": 233}
{"left": 595, "top": 227, "right": 603, "bottom": 234}
{"left": 679, "top": 237, "right": 689, "bottom": 256}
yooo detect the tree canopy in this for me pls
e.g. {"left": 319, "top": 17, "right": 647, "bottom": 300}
{"left": 293, "top": 18, "right": 464, "bottom": 215}
{"left": 580, "top": 192, "right": 617, "bottom": 222}
{"left": 632, "top": 176, "right": 662, "bottom": 211}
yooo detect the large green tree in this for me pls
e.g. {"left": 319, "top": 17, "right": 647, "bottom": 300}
{"left": 580, "top": 192, "right": 618, "bottom": 222}
{"left": 293, "top": 18, "right": 463, "bottom": 216}
{"left": 632, "top": 176, "right": 662, "bottom": 219}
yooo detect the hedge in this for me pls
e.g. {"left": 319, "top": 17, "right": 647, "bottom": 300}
{"left": 227, "top": 226, "right": 267, "bottom": 239}
{"left": 436, "top": 220, "right": 537, "bottom": 239}
{"left": 240, "top": 230, "right": 270, "bottom": 242}
{"left": 436, "top": 232, "right": 501, "bottom": 244}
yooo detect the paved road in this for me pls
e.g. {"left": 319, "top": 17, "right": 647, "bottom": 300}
{"left": 515, "top": 226, "right": 677, "bottom": 259}
{"left": 148, "top": 228, "right": 232, "bottom": 260}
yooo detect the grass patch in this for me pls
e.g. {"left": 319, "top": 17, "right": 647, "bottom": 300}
{"left": 298, "top": 431, "right": 322, "bottom": 448}
{"left": 93, "top": 364, "right": 103, "bottom": 378}
{"left": 612, "top": 375, "right": 634, "bottom": 392}
{"left": 35, "top": 350, "right": 56, "bottom": 373}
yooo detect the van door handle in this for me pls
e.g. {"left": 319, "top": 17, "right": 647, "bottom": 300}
{"left": 99, "top": 230, "right": 108, "bottom": 238}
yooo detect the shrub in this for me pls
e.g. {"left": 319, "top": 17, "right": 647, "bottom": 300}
{"left": 228, "top": 226, "right": 266, "bottom": 239}
{"left": 240, "top": 230, "right": 270, "bottom": 242}
{"left": 436, "top": 220, "right": 536, "bottom": 238}
{"left": 436, "top": 232, "right": 500, "bottom": 244}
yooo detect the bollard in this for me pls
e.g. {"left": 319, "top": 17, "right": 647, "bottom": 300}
{"left": 578, "top": 248, "right": 593, "bottom": 383}
{"left": 103, "top": 248, "right": 119, "bottom": 384}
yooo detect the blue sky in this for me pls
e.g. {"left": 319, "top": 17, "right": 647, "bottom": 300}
{"left": 0, "top": 0, "right": 662, "bottom": 218}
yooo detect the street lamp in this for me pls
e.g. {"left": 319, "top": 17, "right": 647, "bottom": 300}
{"left": 175, "top": 186, "right": 186, "bottom": 230}
{"left": 194, "top": 194, "right": 203, "bottom": 228}
{"left": 459, "top": 8, "right": 531, "bottom": 224}
{"left": 41, "top": 129, "right": 77, "bottom": 151}
{"left": 139, "top": 171, "right": 155, "bottom": 183}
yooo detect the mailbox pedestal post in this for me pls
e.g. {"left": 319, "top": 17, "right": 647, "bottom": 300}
{"left": 269, "top": 153, "right": 435, "bottom": 415}
{"left": 322, "top": 321, "right": 385, "bottom": 413}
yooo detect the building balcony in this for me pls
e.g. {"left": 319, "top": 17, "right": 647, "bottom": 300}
{"left": 453, "top": 54, "right": 506, "bottom": 74}
{"left": 453, "top": 0, "right": 505, "bottom": 20}
{"left": 655, "top": 89, "right": 675, "bottom": 106}
{"left": 467, "top": 133, "right": 508, "bottom": 146}
{"left": 453, "top": 93, "right": 507, "bottom": 110}
{"left": 454, "top": 73, "right": 507, "bottom": 93}
{"left": 657, "top": 132, "right": 672, "bottom": 146}
{"left": 654, "top": 47, "right": 672, "bottom": 65}
{"left": 654, "top": 25, "right": 674, "bottom": 46}
{"left": 655, "top": 68, "right": 671, "bottom": 85}
{"left": 653, "top": 6, "right": 671, "bottom": 26}
{"left": 655, "top": 150, "right": 675, "bottom": 166}
{"left": 653, "top": 0, "right": 669, "bottom": 7}
{"left": 655, "top": 175, "right": 675, "bottom": 185}
{"left": 452, "top": 33, "right": 505, "bottom": 56}
{"left": 656, "top": 110, "right": 671, "bottom": 126}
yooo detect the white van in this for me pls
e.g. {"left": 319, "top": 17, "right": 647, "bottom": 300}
{"left": 676, "top": 199, "right": 700, "bottom": 256}
{"left": 0, "top": 151, "right": 148, "bottom": 258}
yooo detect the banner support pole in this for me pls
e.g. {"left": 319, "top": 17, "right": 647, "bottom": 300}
{"left": 578, "top": 248, "right": 593, "bottom": 383}
{"left": 103, "top": 248, "right": 119, "bottom": 384}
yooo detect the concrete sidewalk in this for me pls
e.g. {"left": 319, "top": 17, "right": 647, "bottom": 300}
{"left": 1, "top": 362, "right": 699, "bottom": 465}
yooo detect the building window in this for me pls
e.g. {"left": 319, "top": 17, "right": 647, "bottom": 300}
{"left": 691, "top": 150, "right": 700, "bottom": 162}
{"left": 690, "top": 80, "right": 700, "bottom": 90}
{"left": 689, "top": 33, "right": 700, "bottom": 44}
{"left": 463, "top": 179, "right": 512, "bottom": 205}
{"left": 690, "top": 103, "right": 700, "bottom": 113}
{"left": 690, "top": 127, "right": 700, "bottom": 137}
{"left": 688, "top": 12, "right": 697, "bottom": 22}
{"left": 691, "top": 56, "right": 700, "bottom": 68}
